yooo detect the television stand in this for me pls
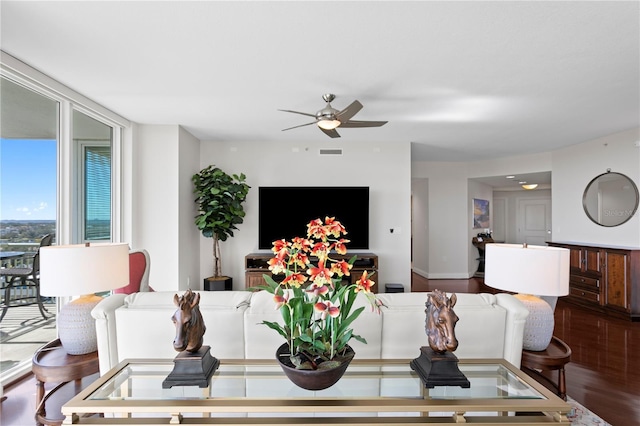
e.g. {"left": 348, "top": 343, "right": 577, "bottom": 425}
{"left": 245, "top": 252, "right": 379, "bottom": 292}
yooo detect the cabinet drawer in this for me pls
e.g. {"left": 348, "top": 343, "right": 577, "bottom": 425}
{"left": 569, "top": 286, "right": 600, "bottom": 303}
{"left": 570, "top": 274, "right": 599, "bottom": 290}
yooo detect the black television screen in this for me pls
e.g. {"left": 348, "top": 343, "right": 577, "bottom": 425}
{"left": 258, "top": 186, "right": 369, "bottom": 250}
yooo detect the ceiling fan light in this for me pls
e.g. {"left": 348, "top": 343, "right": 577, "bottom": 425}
{"left": 317, "top": 119, "right": 341, "bottom": 130}
{"left": 522, "top": 183, "right": 538, "bottom": 190}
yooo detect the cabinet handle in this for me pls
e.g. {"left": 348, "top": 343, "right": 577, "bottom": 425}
{"left": 581, "top": 292, "right": 585, "bottom": 296}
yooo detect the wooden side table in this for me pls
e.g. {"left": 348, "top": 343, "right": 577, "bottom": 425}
{"left": 471, "top": 236, "right": 494, "bottom": 277}
{"left": 520, "top": 336, "right": 572, "bottom": 400}
{"left": 31, "top": 339, "right": 99, "bottom": 426}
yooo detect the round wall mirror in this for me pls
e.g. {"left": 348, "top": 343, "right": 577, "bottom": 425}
{"left": 583, "top": 171, "right": 639, "bottom": 227}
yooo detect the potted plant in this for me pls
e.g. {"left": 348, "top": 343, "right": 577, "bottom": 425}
{"left": 192, "top": 165, "right": 250, "bottom": 290}
{"left": 253, "top": 217, "right": 383, "bottom": 390}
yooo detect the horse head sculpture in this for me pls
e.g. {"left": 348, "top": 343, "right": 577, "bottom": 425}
{"left": 171, "top": 289, "right": 206, "bottom": 353}
{"left": 425, "top": 289, "right": 459, "bottom": 353}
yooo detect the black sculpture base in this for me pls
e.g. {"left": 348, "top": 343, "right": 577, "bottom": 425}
{"left": 162, "top": 345, "right": 219, "bottom": 388}
{"left": 410, "top": 346, "right": 470, "bottom": 388}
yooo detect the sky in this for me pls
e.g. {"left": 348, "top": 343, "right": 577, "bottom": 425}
{"left": 0, "top": 138, "right": 56, "bottom": 221}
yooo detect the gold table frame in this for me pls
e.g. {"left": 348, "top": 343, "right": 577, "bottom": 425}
{"left": 63, "top": 358, "right": 571, "bottom": 425}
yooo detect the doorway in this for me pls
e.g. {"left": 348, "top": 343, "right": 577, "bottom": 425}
{"left": 490, "top": 188, "right": 552, "bottom": 244}
{"left": 516, "top": 198, "right": 552, "bottom": 245}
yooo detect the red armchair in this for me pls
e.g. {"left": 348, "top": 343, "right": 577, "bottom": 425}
{"left": 113, "top": 249, "right": 151, "bottom": 294}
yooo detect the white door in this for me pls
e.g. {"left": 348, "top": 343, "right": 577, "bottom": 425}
{"left": 516, "top": 198, "right": 552, "bottom": 245}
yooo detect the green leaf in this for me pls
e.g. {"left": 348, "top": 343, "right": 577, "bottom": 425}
{"left": 192, "top": 164, "right": 251, "bottom": 276}
{"left": 261, "top": 321, "right": 288, "bottom": 340}
{"left": 350, "top": 334, "right": 367, "bottom": 344}
{"left": 335, "top": 306, "right": 364, "bottom": 336}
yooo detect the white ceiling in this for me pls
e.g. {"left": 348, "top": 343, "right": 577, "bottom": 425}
{"left": 472, "top": 171, "right": 551, "bottom": 191}
{"left": 1, "top": 1, "right": 638, "bottom": 164}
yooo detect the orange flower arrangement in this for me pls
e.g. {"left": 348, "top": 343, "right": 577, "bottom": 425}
{"left": 255, "top": 217, "right": 382, "bottom": 369}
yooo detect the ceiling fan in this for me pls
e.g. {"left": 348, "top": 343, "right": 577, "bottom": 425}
{"left": 279, "top": 94, "right": 388, "bottom": 138}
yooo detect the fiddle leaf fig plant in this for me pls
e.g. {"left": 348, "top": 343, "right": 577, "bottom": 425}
{"left": 192, "top": 165, "right": 250, "bottom": 278}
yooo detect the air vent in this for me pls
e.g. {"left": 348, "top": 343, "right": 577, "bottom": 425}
{"left": 319, "top": 148, "right": 343, "bottom": 156}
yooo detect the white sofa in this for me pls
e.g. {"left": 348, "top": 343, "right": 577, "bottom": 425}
{"left": 92, "top": 290, "right": 529, "bottom": 376}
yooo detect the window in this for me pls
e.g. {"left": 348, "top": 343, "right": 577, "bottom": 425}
{"left": 84, "top": 145, "right": 111, "bottom": 240}
{"left": 74, "top": 110, "right": 114, "bottom": 241}
{"left": 1, "top": 56, "right": 127, "bottom": 385}
{"left": 0, "top": 75, "right": 58, "bottom": 380}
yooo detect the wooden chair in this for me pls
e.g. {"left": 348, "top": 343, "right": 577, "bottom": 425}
{"left": 0, "top": 234, "right": 53, "bottom": 322}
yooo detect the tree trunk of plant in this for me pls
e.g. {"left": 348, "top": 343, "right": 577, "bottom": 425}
{"left": 213, "top": 236, "right": 222, "bottom": 277}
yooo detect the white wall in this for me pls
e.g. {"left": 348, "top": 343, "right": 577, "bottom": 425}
{"left": 412, "top": 162, "right": 470, "bottom": 279}
{"left": 411, "top": 130, "right": 640, "bottom": 280}
{"left": 178, "top": 126, "right": 201, "bottom": 291}
{"left": 130, "top": 126, "right": 639, "bottom": 291}
{"left": 467, "top": 152, "right": 552, "bottom": 178}
{"left": 468, "top": 180, "right": 493, "bottom": 276}
{"left": 552, "top": 127, "right": 640, "bottom": 246}
{"left": 411, "top": 178, "right": 429, "bottom": 277}
{"left": 493, "top": 189, "right": 552, "bottom": 243}
{"left": 198, "top": 140, "right": 413, "bottom": 292}
{"left": 132, "top": 124, "right": 201, "bottom": 291}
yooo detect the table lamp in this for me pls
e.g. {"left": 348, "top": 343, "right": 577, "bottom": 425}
{"left": 484, "top": 243, "right": 569, "bottom": 351}
{"left": 40, "top": 243, "right": 129, "bottom": 355}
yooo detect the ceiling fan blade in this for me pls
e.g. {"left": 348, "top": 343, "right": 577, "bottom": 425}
{"left": 336, "top": 100, "right": 363, "bottom": 122}
{"left": 339, "top": 120, "right": 388, "bottom": 128}
{"left": 278, "top": 109, "right": 316, "bottom": 118}
{"left": 320, "top": 127, "right": 341, "bottom": 138}
{"left": 282, "top": 122, "right": 316, "bottom": 131}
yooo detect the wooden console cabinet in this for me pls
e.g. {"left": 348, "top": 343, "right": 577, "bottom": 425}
{"left": 547, "top": 242, "right": 640, "bottom": 321}
{"left": 245, "top": 252, "right": 379, "bottom": 292}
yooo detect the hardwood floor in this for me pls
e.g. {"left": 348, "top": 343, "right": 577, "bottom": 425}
{"left": 554, "top": 302, "right": 640, "bottom": 426}
{"left": 2, "top": 275, "right": 638, "bottom": 425}
{"left": 413, "top": 273, "right": 640, "bottom": 426}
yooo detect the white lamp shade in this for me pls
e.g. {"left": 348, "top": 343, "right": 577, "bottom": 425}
{"left": 40, "top": 243, "right": 130, "bottom": 296}
{"left": 485, "top": 243, "right": 569, "bottom": 351}
{"left": 484, "top": 244, "right": 569, "bottom": 296}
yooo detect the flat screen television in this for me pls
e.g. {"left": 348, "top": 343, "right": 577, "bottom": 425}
{"left": 258, "top": 186, "right": 369, "bottom": 250}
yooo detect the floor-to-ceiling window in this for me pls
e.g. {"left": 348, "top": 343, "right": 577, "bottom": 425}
{"left": 0, "top": 58, "right": 127, "bottom": 384}
{"left": 74, "top": 109, "right": 114, "bottom": 242}
{"left": 0, "top": 77, "right": 59, "bottom": 379}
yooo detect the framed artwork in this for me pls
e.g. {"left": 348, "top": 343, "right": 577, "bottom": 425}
{"left": 473, "top": 198, "right": 490, "bottom": 229}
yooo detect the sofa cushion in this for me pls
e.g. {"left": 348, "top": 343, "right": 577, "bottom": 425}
{"left": 243, "top": 290, "right": 291, "bottom": 359}
{"left": 377, "top": 292, "right": 506, "bottom": 359}
{"left": 243, "top": 290, "right": 383, "bottom": 359}
{"left": 124, "top": 290, "right": 252, "bottom": 309}
{"left": 93, "top": 290, "right": 526, "bottom": 375}
{"left": 116, "top": 291, "right": 252, "bottom": 360}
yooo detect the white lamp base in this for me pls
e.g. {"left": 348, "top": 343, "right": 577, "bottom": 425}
{"left": 57, "top": 295, "right": 102, "bottom": 355}
{"left": 514, "top": 294, "right": 554, "bottom": 351}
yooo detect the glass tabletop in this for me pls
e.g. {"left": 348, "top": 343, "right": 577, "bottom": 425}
{"left": 64, "top": 358, "right": 572, "bottom": 425}
{"left": 87, "top": 359, "right": 545, "bottom": 402}
{"left": 0, "top": 251, "right": 25, "bottom": 259}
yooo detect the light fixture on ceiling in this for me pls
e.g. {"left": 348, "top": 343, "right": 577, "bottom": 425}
{"left": 522, "top": 183, "right": 538, "bottom": 190}
{"left": 317, "top": 119, "right": 341, "bottom": 130}
{"left": 505, "top": 175, "right": 516, "bottom": 179}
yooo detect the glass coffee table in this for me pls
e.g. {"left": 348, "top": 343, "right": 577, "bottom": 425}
{"left": 63, "top": 358, "right": 571, "bottom": 424}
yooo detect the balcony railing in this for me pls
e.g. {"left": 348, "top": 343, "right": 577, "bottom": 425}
{"left": 1, "top": 243, "right": 57, "bottom": 384}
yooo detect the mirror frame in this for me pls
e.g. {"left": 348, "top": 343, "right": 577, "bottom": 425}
{"left": 582, "top": 171, "right": 639, "bottom": 227}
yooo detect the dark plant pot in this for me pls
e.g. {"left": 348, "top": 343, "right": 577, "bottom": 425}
{"left": 203, "top": 276, "right": 232, "bottom": 291}
{"left": 275, "top": 343, "right": 355, "bottom": 391}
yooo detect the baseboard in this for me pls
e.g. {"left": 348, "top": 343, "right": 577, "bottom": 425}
{"left": 426, "top": 272, "right": 475, "bottom": 279}
{"left": 412, "top": 268, "right": 428, "bottom": 278}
